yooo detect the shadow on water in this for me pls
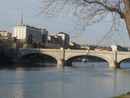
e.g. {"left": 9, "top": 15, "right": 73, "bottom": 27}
{"left": 0, "top": 53, "right": 13, "bottom": 68}
{"left": 14, "top": 62, "right": 56, "bottom": 68}
{"left": 9, "top": 53, "right": 57, "bottom": 69}
{"left": 0, "top": 53, "right": 57, "bottom": 69}
{"left": 0, "top": 62, "right": 57, "bottom": 70}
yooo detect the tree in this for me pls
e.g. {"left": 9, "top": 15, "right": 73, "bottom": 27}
{"left": 26, "top": 34, "right": 33, "bottom": 45}
{"left": 38, "top": 0, "right": 130, "bottom": 38}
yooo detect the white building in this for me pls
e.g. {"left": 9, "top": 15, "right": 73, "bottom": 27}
{"left": 12, "top": 24, "right": 42, "bottom": 43}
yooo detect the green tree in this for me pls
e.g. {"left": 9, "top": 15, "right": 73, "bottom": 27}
{"left": 38, "top": 0, "right": 130, "bottom": 37}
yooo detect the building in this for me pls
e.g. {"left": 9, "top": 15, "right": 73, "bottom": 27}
{"left": 94, "top": 46, "right": 112, "bottom": 51}
{"left": 81, "top": 44, "right": 97, "bottom": 50}
{"left": 46, "top": 35, "right": 61, "bottom": 49}
{"left": 0, "top": 31, "right": 12, "bottom": 47}
{"left": 41, "top": 28, "right": 48, "bottom": 44}
{"left": 56, "top": 32, "right": 70, "bottom": 49}
{"left": 46, "top": 32, "right": 70, "bottom": 49}
{"left": 12, "top": 24, "right": 42, "bottom": 43}
{"left": 47, "top": 35, "right": 55, "bottom": 43}
{"left": 111, "top": 44, "right": 128, "bottom": 52}
{"left": 0, "top": 31, "right": 11, "bottom": 39}
{"left": 69, "top": 42, "right": 81, "bottom": 49}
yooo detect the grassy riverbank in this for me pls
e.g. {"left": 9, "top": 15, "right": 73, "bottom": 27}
{"left": 112, "top": 92, "right": 130, "bottom": 98}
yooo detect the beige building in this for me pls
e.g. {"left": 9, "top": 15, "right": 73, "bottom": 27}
{"left": 69, "top": 42, "right": 81, "bottom": 49}
{"left": 0, "top": 31, "right": 12, "bottom": 47}
{"left": 0, "top": 31, "right": 11, "bottom": 39}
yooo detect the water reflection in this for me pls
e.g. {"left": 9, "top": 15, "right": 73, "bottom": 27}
{"left": 0, "top": 62, "right": 130, "bottom": 98}
{"left": 13, "top": 69, "right": 24, "bottom": 98}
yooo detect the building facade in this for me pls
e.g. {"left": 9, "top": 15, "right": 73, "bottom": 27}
{"left": 69, "top": 42, "right": 81, "bottom": 49}
{"left": 111, "top": 44, "right": 128, "bottom": 52}
{"left": 12, "top": 24, "right": 42, "bottom": 43}
{"left": 0, "top": 31, "right": 11, "bottom": 39}
{"left": 48, "top": 35, "right": 55, "bottom": 43}
{"left": 56, "top": 32, "right": 70, "bottom": 49}
{"left": 41, "top": 28, "right": 48, "bottom": 43}
{"left": 0, "top": 31, "right": 12, "bottom": 47}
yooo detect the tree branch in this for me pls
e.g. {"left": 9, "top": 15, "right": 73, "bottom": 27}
{"left": 84, "top": 0, "right": 125, "bottom": 19}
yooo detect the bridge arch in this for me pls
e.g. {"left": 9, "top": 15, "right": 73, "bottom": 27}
{"left": 19, "top": 53, "right": 57, "bottom": 67}
{"left": 118, "top": 58, "right": 130, "bottom": 68}
{"left": 18, "top": 48, "right": 65, "bottom": 68}
{"left": 65, "top": 54, "right": 108, "bottom": 67}
{"left": 118, "top": 57, "right": 130, "bottom": 64}
{"left": 65, "top": 50, "right": 119, "bottom": 68}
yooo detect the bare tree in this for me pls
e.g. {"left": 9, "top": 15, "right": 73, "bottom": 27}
{"left": 38, "top": 0, "right": 130, "bottom": 38}
{"left": 26, "top": 34, "right": 33, "bottom": 45}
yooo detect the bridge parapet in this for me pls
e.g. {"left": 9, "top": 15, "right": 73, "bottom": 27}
{"left": 18, "top": 48, "right": 63, "bottom": 57}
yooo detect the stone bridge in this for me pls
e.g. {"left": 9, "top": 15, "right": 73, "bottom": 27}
{"left": 14, "top": 48, "right": 130, "bottom": 68}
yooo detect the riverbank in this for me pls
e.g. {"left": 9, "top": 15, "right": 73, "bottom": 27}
{"left": 112, "top": 92, "right": 130, "bottom": 98}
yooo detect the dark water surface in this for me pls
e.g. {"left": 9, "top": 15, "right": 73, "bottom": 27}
{"left": 0, "top": 62, "right": 130, "bottom": 98}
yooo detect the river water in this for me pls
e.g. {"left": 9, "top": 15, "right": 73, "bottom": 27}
{"left": 0, "top": 62, "right": 130, "bottom": 98}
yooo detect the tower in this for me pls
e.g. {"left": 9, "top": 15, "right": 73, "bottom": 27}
{"left": 21, "top": 13, "right": 23, "bottom": 25}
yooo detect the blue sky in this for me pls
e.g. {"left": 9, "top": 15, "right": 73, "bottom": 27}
{"left": 0, "top": 0, "right": 130, "bottom": 46}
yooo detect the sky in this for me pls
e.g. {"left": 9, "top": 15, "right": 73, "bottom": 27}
{"left": 0, "top": 0, "right": 130, "bottom": 46}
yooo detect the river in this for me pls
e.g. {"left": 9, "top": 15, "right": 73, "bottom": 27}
{"left": 0, "top": 62, "right": 130, "bottom": 98}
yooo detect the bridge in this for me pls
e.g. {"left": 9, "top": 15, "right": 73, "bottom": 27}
{"left": 10, "top": 48, "right": 130, "bottom": 68}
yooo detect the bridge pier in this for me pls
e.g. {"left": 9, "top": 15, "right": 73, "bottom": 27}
{"left": 109, "top": 60, "right": 120, "bottom": 69}
{"left": 57, "top": 58, "right": 65, "bottom": 68}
